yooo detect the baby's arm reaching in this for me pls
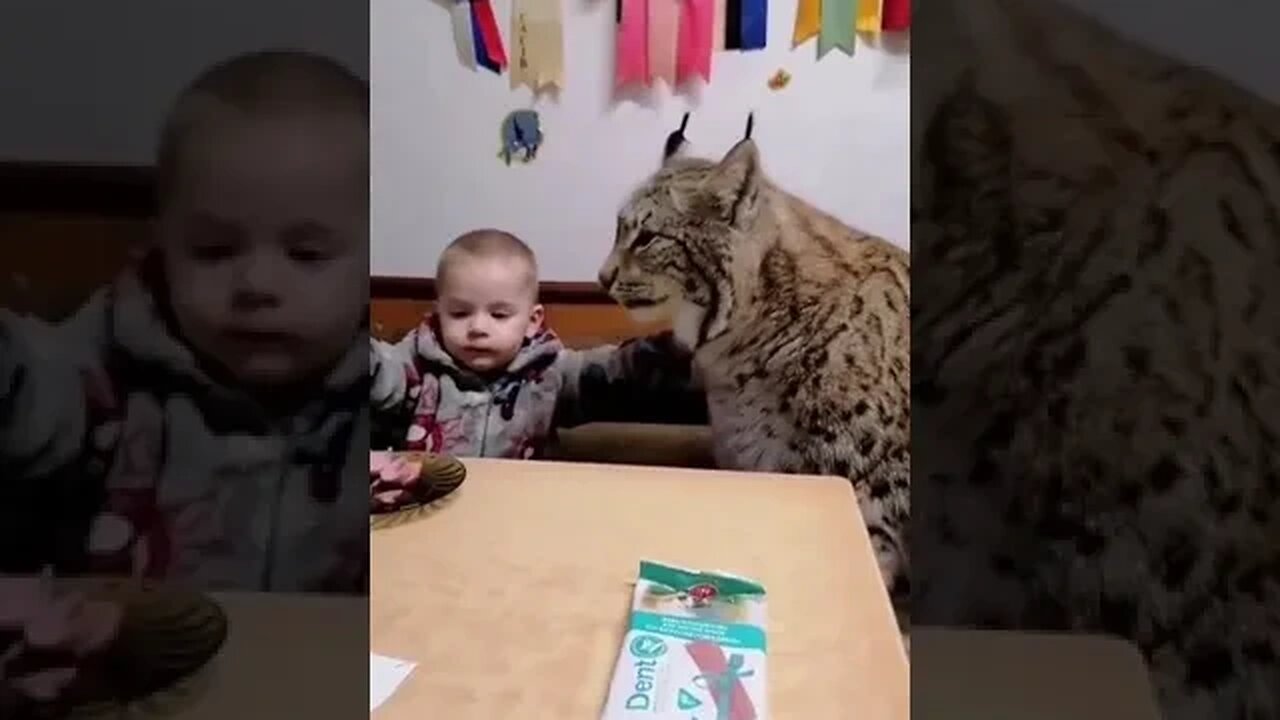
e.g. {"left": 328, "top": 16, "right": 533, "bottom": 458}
{"left": 368, "top": 331, "right": 421, "bottom": 450}
{"left": 553, "top": 331, "right": 708, "bottom": 428}
{"left": 369, "top": 334, "right": 415, "bottom": 410}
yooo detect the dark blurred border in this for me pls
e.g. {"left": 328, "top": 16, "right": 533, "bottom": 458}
{"left": 0, "top": 161, "right": 156, "bottom": 217}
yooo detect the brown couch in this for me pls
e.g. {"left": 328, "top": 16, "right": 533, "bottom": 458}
{"left": 548, "top": 422, "right": 715, "bottom": 468}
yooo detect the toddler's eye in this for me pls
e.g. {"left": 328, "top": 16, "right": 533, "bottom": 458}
{"left": 289, "top": 247, "right": 331, "bottom": 263}
{"left": 182, "top": 214, "right": 242, "bottom": 261}
{"left": 190, "top": 244, "right": 236, "bottom": 262}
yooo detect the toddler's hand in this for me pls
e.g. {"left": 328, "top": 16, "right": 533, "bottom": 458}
{"left": 0, "top": 575, "right": 122, "bottom": 713}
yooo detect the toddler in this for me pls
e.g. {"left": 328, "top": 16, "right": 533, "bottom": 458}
{"left": 370, "top": 229, "right": 705, "bottom": 464}
{"left": 0, "top": 50, "right": 370, "bottom": 594}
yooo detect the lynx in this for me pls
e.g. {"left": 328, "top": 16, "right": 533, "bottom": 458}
{"left": 598, "top": 126, "right": 912, "bottom": 628}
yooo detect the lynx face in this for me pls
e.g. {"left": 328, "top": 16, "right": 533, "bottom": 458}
{"left": 598, "top": 139, "right": 763, "bottom": 336}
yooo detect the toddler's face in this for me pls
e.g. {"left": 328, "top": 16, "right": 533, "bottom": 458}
{"left": 157, "top": 110, "right": 368, "bottom": 389}
{"left": 436, "top": 256, "right": 543, "bottom": 373}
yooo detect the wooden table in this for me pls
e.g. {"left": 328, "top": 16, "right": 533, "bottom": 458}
{"left": 370, "top": 458, "right": 909, "bottom": 719}
{"left": 63, "top": 459, "right": 1158, "bottom": 720}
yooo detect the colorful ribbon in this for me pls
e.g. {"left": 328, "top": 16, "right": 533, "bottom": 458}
{"left": 677, "top": 0, "right": 714, "bottom": 84}
{"left": 712, "top": 0, "right": 727, "bottom": 50}
{"left": 856, "top": 0, "right": 881, "bottom": 33}
{"left": 616, "top": 0, "right": 650, "bottom": 88}
{"left": 723, "top": 0, "right": 743, "bottom": 49}
{"left": 738, "top": 0, "right": 767, "bottom": 50}
{"left": 648, "top": 0, "right": 680, "bottom": 86}
{"left": 792, "top": 0, "right": 820, "bottom": 47}
{"left": 511, "top": 0, "right": 564, "bottom": 90}
{"left": 450, "top": 0, "right": 477, "bottom": 69}
{"left": 470, "top": 7, "right": 498, "bottom": 72}
{"left": 881, "top": 0, "right": 909, "bottom": 31}
{"left": 470, "top": 0, "right": 508, "bottom": 72}
{"left": 818, "top": 0, "right": 855, "bottom": 57}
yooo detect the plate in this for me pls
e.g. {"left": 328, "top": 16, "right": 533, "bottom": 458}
{"left": 8, "top": 579, "right": 228, "bottom": 717}
{"left": 370, "top": 452, "right": 466, "bottom": 530}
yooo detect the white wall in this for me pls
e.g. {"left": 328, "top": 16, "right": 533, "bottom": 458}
{"left": 2, "top": 1, "right": 1275, "bottom": 279}
{"left": 371, "top": 0, "right": 911, "bottom": 281}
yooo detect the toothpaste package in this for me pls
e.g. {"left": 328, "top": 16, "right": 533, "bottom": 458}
{"left": 602, "top": 561, "right": 768, "bottom": 720}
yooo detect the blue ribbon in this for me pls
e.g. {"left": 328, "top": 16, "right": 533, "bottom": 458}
{"left": 739, "top": 0, "right": 767, "bottom": 50}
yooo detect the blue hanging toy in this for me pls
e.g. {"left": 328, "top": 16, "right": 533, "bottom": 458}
{"left": 499, "top": 109, "right": 544, "bottom": 165}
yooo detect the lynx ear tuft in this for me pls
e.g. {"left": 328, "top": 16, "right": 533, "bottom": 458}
{"left": 663, "top": 112, "right": 691, "bottom": 162}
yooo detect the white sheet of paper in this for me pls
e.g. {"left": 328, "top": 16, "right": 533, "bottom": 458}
{"left": 370, "top": 653, "right": 417, "bottom": 711}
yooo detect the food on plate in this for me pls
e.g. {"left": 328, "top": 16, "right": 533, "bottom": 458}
{"left": 369, "top": 451, "right": 423, "bottom": 511}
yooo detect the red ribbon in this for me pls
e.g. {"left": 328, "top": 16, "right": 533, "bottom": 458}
{"left": 881, "top": 0, "right": 910, "bottom": 31}
{"left": 616, "top": 0, "right": 650, "bottom": 88}
{"left": 676, "top": 0, "right": 714, "bottom": 84}
{"left": 473, "top": 0, "right": 509, "bottom": 68}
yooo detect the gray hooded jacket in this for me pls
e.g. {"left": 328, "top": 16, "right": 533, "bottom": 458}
{"left": 0, "top": 269, "right": 368, "bottom": 593}
{"left": 369, "top": 316, "right": 706, "bottom": 458}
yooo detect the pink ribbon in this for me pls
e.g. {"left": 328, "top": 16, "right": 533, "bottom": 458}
{"left": 676, "top": 0, "right": 713, "bottom": 84}
{"left": 616, "top": 0, "right": 650, "bottom": 88}
{"left": 648, "top": 0, "right": 679, "bottom": 86}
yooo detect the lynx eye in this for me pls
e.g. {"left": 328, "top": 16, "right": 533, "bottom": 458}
{"left": 632, "top": 230, "right": 658, "bottom": 249}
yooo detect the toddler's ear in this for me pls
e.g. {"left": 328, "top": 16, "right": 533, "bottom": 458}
{"left": 527, "top": 304, "right": 546, "bottom": 337}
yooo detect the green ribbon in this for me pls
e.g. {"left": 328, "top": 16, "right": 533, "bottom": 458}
{"left": 818, "top": 0, "right": 856, "bottom": 58}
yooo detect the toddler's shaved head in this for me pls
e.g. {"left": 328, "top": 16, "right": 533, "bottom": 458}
{"left": 437, "top": 229, "right": 538, "bottom": 302}
{"left": 157, "top": 49, "right": 368, "bottom": 208}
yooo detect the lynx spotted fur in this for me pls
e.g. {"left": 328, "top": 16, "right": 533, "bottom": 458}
{"left": 914, "top": 1, "right": 1280, "bottom": 718}
{"left": 598, "top": 136, "right": 911, "bottom": 622}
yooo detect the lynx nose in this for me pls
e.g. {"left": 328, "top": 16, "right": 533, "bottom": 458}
{"left": 599, "top": 267, "right": 619, "bottom": 291}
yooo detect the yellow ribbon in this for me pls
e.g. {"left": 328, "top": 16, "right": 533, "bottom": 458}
{"left": 793, "top": 0, "right": 821, "bottom": 47}
{"left": 856, "top": 0, "right": 881, "bottom": 33}
{"left": 511, "top": 0, "right": 565, "bottom": 91}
